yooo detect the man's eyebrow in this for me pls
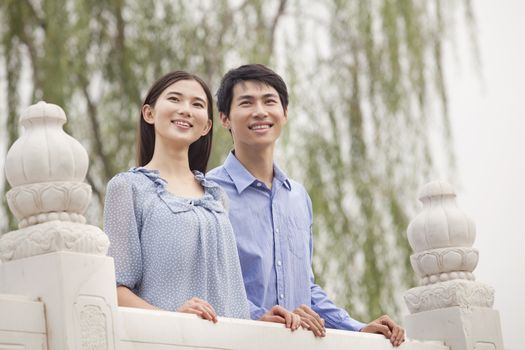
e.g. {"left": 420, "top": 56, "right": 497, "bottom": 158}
{"left": 236, "top": 93, "right": 279, "bottom": 100}
{"left": 236, "top": 94, "right": 255, "bottom": 100}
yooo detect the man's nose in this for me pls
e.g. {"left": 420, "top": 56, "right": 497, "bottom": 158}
{"left": 252, "top": 101, "right": 268, "bottom": 117}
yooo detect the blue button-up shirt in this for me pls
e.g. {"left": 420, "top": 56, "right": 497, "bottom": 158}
{"left": 207, "top": 152, "right": 365, "bottom": 331}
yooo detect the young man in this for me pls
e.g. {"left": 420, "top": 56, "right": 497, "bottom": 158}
{"left": 207, "top": 64, "right": 405, "bottom": 346}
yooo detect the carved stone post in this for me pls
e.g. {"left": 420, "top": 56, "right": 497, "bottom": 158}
{"left": 0, "top": 102, "right": 118, "bottom": 349}
{"left": 404, "top": 181, "right": 504, "bottom": 350}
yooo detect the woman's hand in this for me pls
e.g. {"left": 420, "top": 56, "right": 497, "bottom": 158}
{"left": 259, "top": 305, "right": 301, "bottom": 331}
{"left": 177, "top": 297, "right": 218, "bottom": 323}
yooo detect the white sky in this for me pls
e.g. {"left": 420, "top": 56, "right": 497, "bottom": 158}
{"left": 446, "top": 1, "right": 525, "bottom": 349}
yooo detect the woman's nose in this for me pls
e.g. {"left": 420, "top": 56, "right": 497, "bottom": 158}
{"left": 177, "top": 101, "right": 191, "bottom": 116}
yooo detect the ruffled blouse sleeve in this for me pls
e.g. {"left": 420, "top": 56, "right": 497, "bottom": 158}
{"left": 104, "top": 174, "right": 143, "bottom": 290}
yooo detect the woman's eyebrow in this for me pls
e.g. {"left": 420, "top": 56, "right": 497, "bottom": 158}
{"left": 166, "top": 91, "right": 206, "bottom": 104}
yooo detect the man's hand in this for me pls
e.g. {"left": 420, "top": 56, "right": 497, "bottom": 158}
{"left": 259, "top": 305, "right": 301, "bottom": 331}
{"left": 360, "top": 315, "right": 405, "bottom": 347}
{"left": 292, "top": 304, "right": 326, "bottom": 337}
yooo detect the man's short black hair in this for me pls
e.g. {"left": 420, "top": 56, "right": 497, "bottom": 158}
{"left": 216, "top": 64, "right": 289, "bottom": 117}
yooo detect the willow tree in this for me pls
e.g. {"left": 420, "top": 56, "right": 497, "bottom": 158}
{"left": 0, "top": 0, "right": 287, "bottom": 227}
{"left": 281, "top": 0, "right": 477, "bottom": 320}
{"left": 0, "top": 0, "right": 475, "bottom": 322}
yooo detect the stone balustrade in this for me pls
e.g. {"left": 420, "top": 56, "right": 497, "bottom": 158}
{"left": 403, "top": 182, "right": 504, "bottom": 349}
{"left": 0, "top": 102, "right": 505, "bottom": 349}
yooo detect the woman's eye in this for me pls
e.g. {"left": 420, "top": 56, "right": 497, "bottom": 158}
{"left": 194, "top": 103, "right": 205, "bottom": 108}
{"left": 168, "top": 97, "right": 179, "bottom": 102}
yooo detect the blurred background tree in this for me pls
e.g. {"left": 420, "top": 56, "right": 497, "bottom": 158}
{"left": 0, "top": 0, "right": 476, "bottom": 322}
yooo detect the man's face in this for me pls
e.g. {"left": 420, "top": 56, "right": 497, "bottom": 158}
{"left": 220, "top": 80, "right": 287, "bottom": 150}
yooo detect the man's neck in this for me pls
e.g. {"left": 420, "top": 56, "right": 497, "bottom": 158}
{"left": 234, "top": 145, "right": 275, "bottom": 188}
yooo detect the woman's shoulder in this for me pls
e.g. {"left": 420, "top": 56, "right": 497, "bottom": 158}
{"left": 107, "top": 168, "right": 154, "bottom": 191}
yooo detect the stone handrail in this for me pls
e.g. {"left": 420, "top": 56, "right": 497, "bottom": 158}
{"left": 0, "top": 102, "right": 505, "bottom": 350}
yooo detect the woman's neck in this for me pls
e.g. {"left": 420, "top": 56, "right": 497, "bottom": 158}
{"left": 143, "top": 139, "right": 198, "bottom": 195}
{"left": 145, "top": 143, "right": 191, "bottom": 176}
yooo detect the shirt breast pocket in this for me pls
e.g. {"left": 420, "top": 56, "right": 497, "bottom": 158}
{"left": 285, "top": 219, "right": 310, "bottom": 259}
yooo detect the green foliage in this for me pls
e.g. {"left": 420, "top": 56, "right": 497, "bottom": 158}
{"left": 287, "top": 0, "right": 474, "bottom": 319}
{"left": 0, "top": 0, "right": 475, "bottom": 322}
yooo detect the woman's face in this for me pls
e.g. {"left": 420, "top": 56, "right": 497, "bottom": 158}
{"left": 143, "top": 79, "right": 212, "bottom": 147}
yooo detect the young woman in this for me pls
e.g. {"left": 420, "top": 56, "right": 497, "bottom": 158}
{"left": 103, "top": 71, "right": 250, "bottom": 321}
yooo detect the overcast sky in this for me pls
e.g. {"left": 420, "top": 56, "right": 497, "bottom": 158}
{"left": 446, "top": 1, "right": 525, "bottom": 349}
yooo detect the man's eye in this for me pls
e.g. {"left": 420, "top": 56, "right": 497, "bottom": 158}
{"left": 194, "top": 103, "right": 205, "bottom": 108}
{"left": 239, "top": 101, "right": 251, "bottom": 106}
{"left": 266, "top": 99, "right": 277, "bottom": 104}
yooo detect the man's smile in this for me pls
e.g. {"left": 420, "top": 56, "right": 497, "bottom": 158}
{"left": 248, "top": 123, "right": 273, "bottom": 130}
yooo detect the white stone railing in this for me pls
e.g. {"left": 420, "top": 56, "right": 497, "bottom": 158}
{"left": 1, "top": 293, "right": 449, "bottom": 350}
{"left": 0, "top": 102, "right": 504, "bottom": 350}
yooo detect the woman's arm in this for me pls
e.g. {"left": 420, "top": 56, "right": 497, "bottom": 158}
{"left": 117, "top": 285, "right": 159, "bottom": 310}
{"left": 117, "top": 286, "right": 218, "bottom": 323}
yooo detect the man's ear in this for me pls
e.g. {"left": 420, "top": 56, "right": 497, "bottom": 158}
{"left": 142, "top": 105, "right": 155, "bottom": 125}
{"left": 219, "top": 112, "right": 231, "bottom": 129}
{"left": 283, "top": 107, "right": 288, "bottom": 123}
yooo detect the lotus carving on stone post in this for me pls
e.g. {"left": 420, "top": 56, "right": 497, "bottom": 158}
{"left": 404, "top": 181, "right": 494, "bottom": 313}
{"left": 0, "top": 101, "right": 109, "bottom": 261}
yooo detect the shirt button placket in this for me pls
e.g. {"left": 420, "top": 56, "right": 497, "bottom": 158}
{"left": 275, "top": 226, "right": 283, "bottom": 305}
{"left": 273, "top": 200, "right": 285, "bottom": 306}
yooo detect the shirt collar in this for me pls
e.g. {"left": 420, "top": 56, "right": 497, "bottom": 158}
{"left": 273, "top": 163, "right": 292, "bottom": 191}
{"left": 223, "top": 151, "right": 292, "bottom": 194}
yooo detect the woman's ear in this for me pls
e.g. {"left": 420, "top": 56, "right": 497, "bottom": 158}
{"left": 201, "top": 119, "right": 213, "bottom": 136}
{"left": 142, "top": 105, "right": 155, "bottom": 125}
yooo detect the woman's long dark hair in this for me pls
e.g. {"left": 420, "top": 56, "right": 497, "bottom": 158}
{"left": 137, "top": 71, "right": 214, "bottom": 173}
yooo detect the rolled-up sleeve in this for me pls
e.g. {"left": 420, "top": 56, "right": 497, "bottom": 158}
{"left": 104, "top": 174, "right": 143, "bottom": 290}
{"left": 310, "top": 279, "right": 365, "bottom": 331}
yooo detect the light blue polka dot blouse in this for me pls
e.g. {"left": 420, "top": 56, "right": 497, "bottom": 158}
{"left": 104, "top": 167, "right": 250, "bottom": 319}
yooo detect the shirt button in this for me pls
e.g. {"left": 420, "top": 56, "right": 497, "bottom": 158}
{"left": 275, "top": 228, "right": 280, "bottom": 234}
{"left": 279, "top": 294, "right": 284, "bottom": 299}
{"left": 256, "top": 182, "right": 262, "bottom": 187}
{"left": 277, "top": 260, "right": 282, "bottom": 266}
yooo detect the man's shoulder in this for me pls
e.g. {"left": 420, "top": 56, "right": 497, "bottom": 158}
{"left": 206, "top": 165, "right": 235, "bottom": 189}
{"left": 287, "top": 177, "right": 308, "bottom": 193}
{"left": 207, "top": 165, "right": 228, "bottom": 181}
